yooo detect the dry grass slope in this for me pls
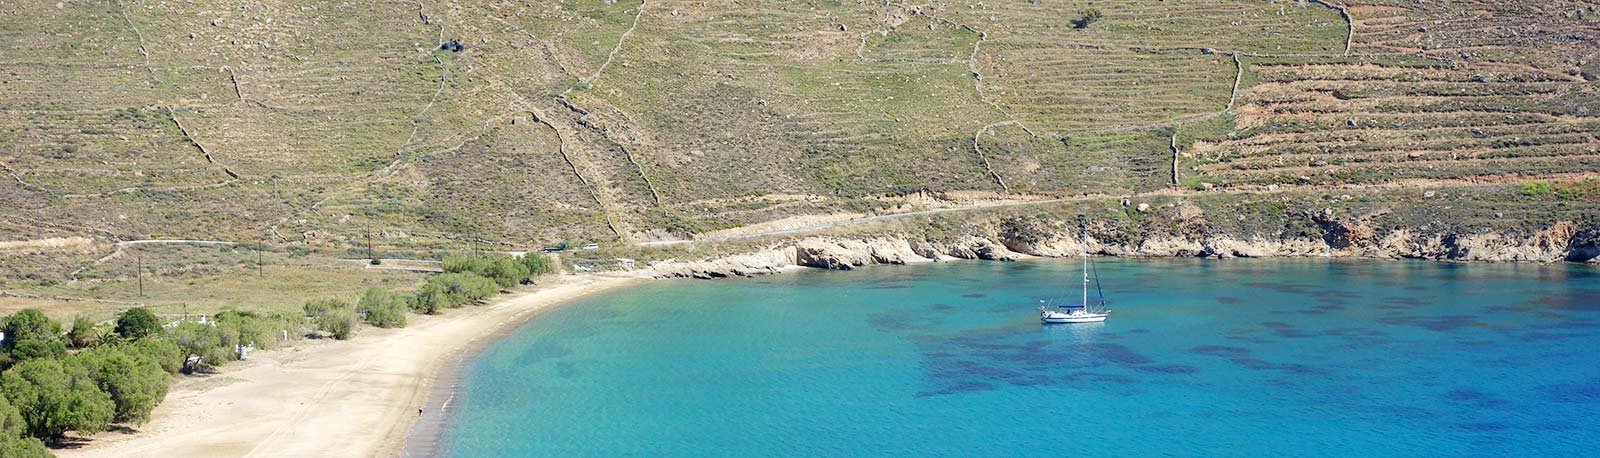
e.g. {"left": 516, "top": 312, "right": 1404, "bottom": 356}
{"left": 0, "top": 0, "right": 1596, "bottom": 284}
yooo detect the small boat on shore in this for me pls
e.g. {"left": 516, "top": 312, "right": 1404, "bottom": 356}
{"left": 1040, "top": 250, "right": 1109, "bottom": 324}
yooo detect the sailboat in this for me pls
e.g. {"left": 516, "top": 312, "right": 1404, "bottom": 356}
{"left": 1040, "top": 249, "right": 1110, "bottom": 324}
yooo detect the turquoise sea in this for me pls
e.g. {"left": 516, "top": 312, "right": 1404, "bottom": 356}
{"left": 441, "top": 259, "right": 1600, "bottom": 457}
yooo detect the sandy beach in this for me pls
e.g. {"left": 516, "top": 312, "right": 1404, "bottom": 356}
{"left": 57, "top": 274, "right": 637, "bottom": 458}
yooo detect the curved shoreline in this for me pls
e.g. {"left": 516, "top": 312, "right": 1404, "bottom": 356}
{"left": 393, "top": 288, "right": 557, "bottom": 458}
{"left": 395, "top": 339, "right": 480, "bottom": 457}
{"left": 379, "top": 274, "right": 645, "bottom": 458}
{"left": 50, "top": 243, "right": 1596, "bottom": 458}
{"left": 58, "top": 274, "right": 638, "bottom": 458}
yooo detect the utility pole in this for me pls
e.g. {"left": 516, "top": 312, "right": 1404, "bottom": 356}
{"left": 366, "top": 226, "right": 374, "bottom": 262}
{"left": 257, "top": 238, "right": 265, "bottom": 278}
{"left": 136, "top": 251, "right": 144, "bottom": 297}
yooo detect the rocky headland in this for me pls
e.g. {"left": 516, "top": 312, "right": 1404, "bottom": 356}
{"left": 645, "top": 213, "right": 1600, "bottom": 279}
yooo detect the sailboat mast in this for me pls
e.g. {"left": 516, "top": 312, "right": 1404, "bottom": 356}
{"left": 1081, "top": 252, "right": 1089, "bottom": 309}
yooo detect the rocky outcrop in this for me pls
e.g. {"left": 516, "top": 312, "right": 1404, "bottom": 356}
{"left": 994, "top": 216, "right": 1599, "bottom": 263}
{"left": 909, "top": 239, "right": 945, "bottom": 260}
{"left": 1434, "top": 221, "right": 1581, "bottom": 262}
{"left": 647, "top": 246, "right": 797, "bottom": 279}
{"left": 1567, "top": 228, "right": 1600, "bottom": 263}
{"left": 944, "top": 236, "right": 1022, "bottom": 261}
{"left": 1311, "top": 212, "right": 1373, "bottom": 250}
{"left": 1131, "top": 236, "right": 1205, "bottom": 257}
{"left": 864, "top": 238, "right": 931, "bottom": 265}
{"left": 998, "top": 218, "right": 1087, "bottom": 257}
{"left": 796, "top": 238, "right": 870, "bottom": 270}
{"left": 647, "top": 213, "right": 1599, "bottom": 279}
{"left": 1200, "top": 237, "right": 1328, "bottom": 258}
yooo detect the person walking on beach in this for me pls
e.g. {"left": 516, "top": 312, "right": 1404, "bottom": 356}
{"left": 418, "top": 408, "right": 424, "bottom": 417}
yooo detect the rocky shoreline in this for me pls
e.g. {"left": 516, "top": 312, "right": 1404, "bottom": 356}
{"left": 645, "top": 218, "right": 1600, "bottom": 279}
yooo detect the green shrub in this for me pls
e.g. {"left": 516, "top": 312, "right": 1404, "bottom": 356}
{"left": 0, "top": 395, "right": 50, "bottom": 456}
{"left": 441, "top": 254, "right": 491, "bottom": 276}
{"left": 358, "top": 287, "right": 408, "bottom": 328}
{"left": 170, "top": 321, "right": 230, "bottom": 370}
{"left": 444, "top": 253, "right": 532, "bottom": 288}
{"left": 409, "top": 285, "right": 449, "bottom": 315}
{"left": 129, "top": 337, "right": 183, "bottom": 375}
{"left": 0, "top": 435, "right": 50, "bottom": 458}
{"left": 520, "top": 253, "right": 555, "bottom": 276}
{"left": 65, "top": 315, "right": 96, "bottom": 349}
{"left": 0, "top": 394, "right": 28, "bottom": 438}
{"left": 410, "top": 272, "right": 499, "bottom": 313}
{"left": 114, "top": 308, "right": 162, "bottom": 340}
{"left": 1521, "top": 181, "right": 1551, "bottom": 196}
{"left": 482, "top": 257, "right": 530, "bottom": 288}
{"left": 69, "top": 344, "right": 171, "bottom": 424}
{"left": 0, "top": 358, "right": 114, "bottom": 440}
{"left": 1, "top": 310, "right": 65, "bottom": 365}
{"left": 215, "top": 310, "right": 288, "bottom": 350}
{"left": 303, "top": 299, "right": 356, "bottom": 340}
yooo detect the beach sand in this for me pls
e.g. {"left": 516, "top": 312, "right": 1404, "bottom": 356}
{"left": 58, "top": 274, "right": 637, "bottom": 458}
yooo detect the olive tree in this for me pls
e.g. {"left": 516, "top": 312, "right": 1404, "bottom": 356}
{"left": 114, "top": 308, "right": 162, "bottom": 340}
{"left": 0, "top": 358, "right": 114, "bottom": 440}
{"left": 1, "top": 310, "right": 65, "bottom": 364}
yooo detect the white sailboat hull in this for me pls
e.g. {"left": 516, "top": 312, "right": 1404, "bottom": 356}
{"left": 1036, "top": 243, "right": 1113, "bottom": 324}
{"left": 1041, "top": 310, "right": 1109, "bottom": 324}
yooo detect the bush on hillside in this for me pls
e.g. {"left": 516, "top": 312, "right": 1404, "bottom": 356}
{"left": 70, "top": 344, "right": 171, "bottom": 424}
{"left": 0, "top": 397, "right": 49, "bottom": 454}
{"left": 0, "top": 394, "right": 28, "bottom": 439}
{"left": 409, "top": 284, "right": 449, "bottom": 315}
{"left": 170, "top": 321, "right": 229, "bottom": 371}
{"left": 358, "top": 287, "right": 408, "bottom": 328}
{"left": 166, "top": 311, "right": 290, "bottom": 372}
{"left": 304, "top": 299, "right": 356, "bottom": 340}
{"left": 483, "top": 257, "right": 530, "bottom": 288}
{"left": 443, "top": 253, "right": 530, "bottom": 288}
{"left": 0, "top": 310, "right": 192, "bottom": 453}
{"left": 65, "top": 315, "right": 96, "bottom": 349}
{"left": 0, "top": 435, "right": 50, "bottom": 458}
{"left": 129, "top": 337, "right": 183, "bottom": 375}
{"left": 1, "top": 310, "right": 65, "bottom": 365}
{"left": 520, "top": 252, "right": 555, "bottom": 277}
{"left": 114, "top": 308, "right": 162, "bottom": 340}
{"left": 410, "top": 272, "right": 499, "bottom": 314}
{"left": 441, "top": 254, "right": 491, "bottom": 276}
{"left": 217, "top": 310, "right": 295, "bottom": 352}
{"left": 0, "top": 396, "right": 49, "bottom": 456}
{"left": 1072, "top": 9, "right": 1102, "bottom": 28}
{"left": 0, "top": 358, "right": 114, "bottom": 440}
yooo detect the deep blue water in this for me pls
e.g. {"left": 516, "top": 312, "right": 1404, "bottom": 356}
{"left": 443, "top": 259, "right": 1600, "bottom": 457}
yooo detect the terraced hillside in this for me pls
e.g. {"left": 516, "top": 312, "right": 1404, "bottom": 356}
{"left": 2, "top": 0, "right": 1598, "bottom": 280}
{"left": 1187, "top": 1, "right": 1600, "bottom": 187}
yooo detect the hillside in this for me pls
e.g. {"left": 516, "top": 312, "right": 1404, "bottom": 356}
{"left": 2, "top": 1, "right": 1599, "bottom": 297}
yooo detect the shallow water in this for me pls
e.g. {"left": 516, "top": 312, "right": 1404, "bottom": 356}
{"left": 443, "top": 259, "right": 1600, "bottom": 457}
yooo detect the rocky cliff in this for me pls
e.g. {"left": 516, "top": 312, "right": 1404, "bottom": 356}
{"left": 645, "top": 213, "right": 1600, "bottom": 279}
